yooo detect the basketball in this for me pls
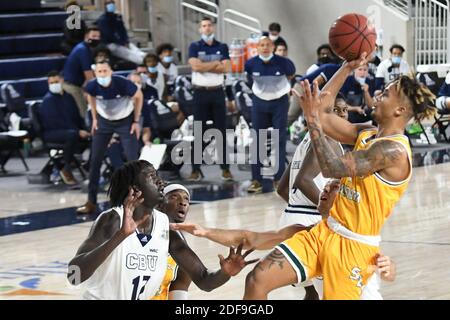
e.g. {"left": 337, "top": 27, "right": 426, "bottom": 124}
{"left": 328, "top": 13, "right": 377, "bottom": 61}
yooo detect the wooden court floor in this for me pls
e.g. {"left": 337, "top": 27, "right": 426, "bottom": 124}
{"left": 1, "top": 162, "right": 449, "bottom": 300}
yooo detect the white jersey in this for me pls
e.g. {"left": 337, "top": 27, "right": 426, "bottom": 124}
{"left": 280, "top": 132, "right": 339, "bottom": 228}
{"left": 83, "top": 207, "right": 170, "bottom": 300}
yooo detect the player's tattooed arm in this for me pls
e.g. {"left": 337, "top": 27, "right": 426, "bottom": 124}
{"left": 307, "top": 119, "right": 406, "bottom": 178}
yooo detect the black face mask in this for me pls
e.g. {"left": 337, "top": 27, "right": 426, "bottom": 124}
{"left": 87, "top": 39, "right": 100, "bottom": 48}
{"left": 318, "top": 56, "right": 333, "bottom": 65}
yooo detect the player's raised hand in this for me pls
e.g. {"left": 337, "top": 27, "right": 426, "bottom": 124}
{"left": 219, "top": 243, "right": 258, "bottom": 277}
{"left": 170, "top": 222, "right": 207, "bottom": 237}
{"left": 119, "top": 187, "right": 147, "bottom": 237}
{"left": 344, "top": 51, "right": 370, "bottom": 70}
{"left": 293, "top": 79, "right": 330, "bottom": 118}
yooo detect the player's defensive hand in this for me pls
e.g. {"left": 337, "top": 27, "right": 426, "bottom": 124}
{"left": 219, "top": 243, "right": 258, "bottom": 277}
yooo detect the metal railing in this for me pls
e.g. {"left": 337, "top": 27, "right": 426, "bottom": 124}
{"left": 177, "top": 0, "right": 221, "bottom": 62}
{"left": 177, "top": 0, "right": 261, "bottom": 63}
{"left": 382, "top": 0, "right": 411, "bottom": 17}
{"left": 414, "top": 0, "right": 450, "bottom": 66}
{"left": 222, "top": 9, "right": 262, "bottom": 43}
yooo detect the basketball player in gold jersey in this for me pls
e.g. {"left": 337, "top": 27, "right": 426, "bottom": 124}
{"left": 243, "top": 53, "right": 436, "bottom": 299}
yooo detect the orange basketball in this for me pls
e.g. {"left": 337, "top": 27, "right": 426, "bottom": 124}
{"left": 329, "top": 13, "right": 377, "bottom": 61}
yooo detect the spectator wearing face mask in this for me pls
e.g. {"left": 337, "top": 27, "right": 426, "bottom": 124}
{"left": 305, "top": 44, "right": 338, "bottom": 75}
{"left": 76, "top": 59, "right": 143, "bottom": 215}
{"left": 375, "top": 44, "right": 411, "bottom": 91}
{"left": 40, "top": 71, "right": 90, "bottom": 185}
{"left": 63, "top": 26, "right": 101, "bottom": 117}
{"left": 340, "top": 64, "right": 375, "bottom": 124}
{"left": 263, "top": 22, "right": 287, "bottom": 48}
{"left": 245, "top": 36, "right": 295, "bottom": 194}
{"left": 96, "top": 0, "right": 146, "bottom": 65}
{"left": 156, "top": 43, "right": 178, "bottom": 99}
{"left": 143, "top": 54, "right": 166, "bottom": 101}
{"left": 187, "top": 17, "right": 233, "bottom": 182}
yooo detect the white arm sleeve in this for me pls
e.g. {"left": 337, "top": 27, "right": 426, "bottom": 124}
{"left": 169, "top": 290, "right": 188, "bottom": 300}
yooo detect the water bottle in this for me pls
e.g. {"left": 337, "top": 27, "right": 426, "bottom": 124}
{"left": 50, "top": 168, "right": 61, "bottom": 184}
{"left": 230, "top": 39, "right": 245, "bottom": 77}
{"left": 23, "top": 138, "right": 31, "bottom": 157}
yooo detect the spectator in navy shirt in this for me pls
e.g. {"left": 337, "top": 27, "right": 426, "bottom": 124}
{"left": 187, "top": 17, "right": 233, "bottom": 182}
{"left": 245, "top": 36, "right": 295, "bottom": 193}
{"left": 96, "top": 0, "right": 146, "bottom": 65}
{"left": 63, "top": 26, "right": 101, "bottom": 117}
{"left": 76, "top": 60, "right": 143, "bottom": 215}
{"left": 40, "top": 71, "right": 90, "bottom": 185}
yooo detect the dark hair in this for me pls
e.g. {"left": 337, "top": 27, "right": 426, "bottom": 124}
{"left": 335, "top": 92, "right": 347, "bottom": 102}
{"left": 156, "top": 43, "right": 174, "bottom": 56}
{"left": 268, "top": 22, "right": 281, "bottom": 33}
{"left": 390, "top": 44, "right": 405, "bottom": 54}
{"left": 394, "top": 75, "right": 436, "bottom": 121}
{"left": 95, "top": 59, "right": 112, "bottom": 67}
{"left": 317, "top": 44, "right": 332, "bottom": 56}
{"left": 201, "top": 16, "right": 213, "bottom": 23}
{"left": 275, "top": 42, "right": 288, "bottom": 51}
{"left": 85, "top": 25, "right": 100, "bottom": 35}
{"left": 93, "top": 46, "right": 111, "bottom": 58}
{"left": 47, "top": 70, "right": 61, "bottom": 78}
{"left": 108, "top": 160, "right": 158, "bottom": 207}
{"left": 143, "top": 53, "right": 158, "bottom": 65}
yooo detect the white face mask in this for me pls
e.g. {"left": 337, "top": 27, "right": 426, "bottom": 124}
{"left": 269, "top": 34, "right": 279, "bottom": 41}
{"left": 49, "top": 83, "right": 63, "bottom": 94}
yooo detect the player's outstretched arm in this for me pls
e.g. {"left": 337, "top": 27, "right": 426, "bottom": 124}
{"left": 171, "top": 223, "right": 308, "bottom": 250}
{"left": 169, "top": 231, "right": 256, "bottom": 292}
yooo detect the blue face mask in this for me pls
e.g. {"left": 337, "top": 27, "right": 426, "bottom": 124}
{"left": 355, "top": 76, "right": 366, "bottom": 85}
{"left": 259, "top": 54, "right": 273, "bottom": 62}
{"left": 392, "top": 56, "right": 402, "bottom": 65}
{"left": 148, "top": 66, "right": 158, "bottom": 74}
{"left": 106, "top": 3, "right": 115, "bottom": 13}
{"left": 162, "top": 56, "right": 174, "bottom": 64}
{"left": 201, "top": 33, "right": 214, "bottom": 42}
{"left": 97, "top": 76, "right": 112, "bottom": 87}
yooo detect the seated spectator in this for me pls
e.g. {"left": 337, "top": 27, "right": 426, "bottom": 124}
{"left": 143, "top": 53, "right": 166, "bottom": 100}
{"left": 436, "top": 72, "right": 450, "bottom": 113}
{"left": 40, "top": 71, "right": 90, "bottom": 185}
{"left": 136, "top": 65, "right": 160, "bottom": 101}
{"left": 61, "top": 0, "right": 87, "bottom": 56}
{"left": 340, "top": 64, "right": 375, "bottom": 123}
{"left": 156, "top": 43, "right": 178, "bottom": 99}
{"left": 305, "top": 44, "right": 338, "bottom": 75}
{"left": 96, "top": 0, "right": 146, "bottom": 65}
{"left": 274, "top": 42, "right": 288, "bottom": 57}
{"left": 262, "top": 22, "right": 287, "bottom": 47}
{"left": 375, "top": 44, "right": 411, "bottom": 91}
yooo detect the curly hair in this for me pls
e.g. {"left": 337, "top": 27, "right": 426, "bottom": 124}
{"left": 107, "top": 160, "right": 165, "bottom": 207}
{"left": 394, "top": 75, "right": 436, "bottom": 122}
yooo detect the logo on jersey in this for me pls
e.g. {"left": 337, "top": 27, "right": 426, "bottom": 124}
{"left": 126, "top": 253, "right": 159, "bottom": 271}
{"left": 339, "top": 183, "right": 361, "bottom": 203}
{"left": 136, "top": 233, "right": 152, "bottom": 247}
{"left": 291, "top": 160, "right": 301, "bottom": 170}
{"left": 349, "top": 267, "right": 363, "bottom": 288}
